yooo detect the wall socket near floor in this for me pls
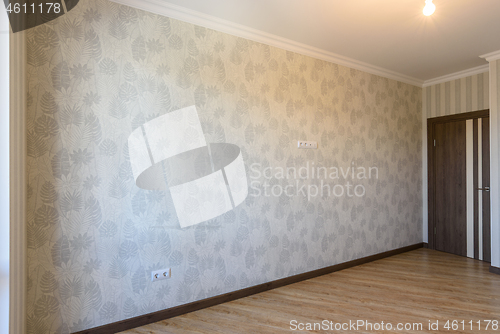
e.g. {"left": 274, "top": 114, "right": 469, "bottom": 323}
{"left": 151, "top": 268, "right": 171, "bottom": 282}
{"left": 297, "top": 141, "right": 318, "bottom": 149}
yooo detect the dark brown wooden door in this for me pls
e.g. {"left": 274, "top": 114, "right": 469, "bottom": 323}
{"left": 429, "top": 110, "right": 490, "bottom": 261}
{"left": 482, "top": 117, "right": 491, "bottom": 262}
{"left": 433, "top": 120, "right": 467, "bottom": 257}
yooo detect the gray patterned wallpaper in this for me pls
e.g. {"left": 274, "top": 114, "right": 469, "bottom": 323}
{"left": 25, "top": 1, "right": 422, "bottom": 332}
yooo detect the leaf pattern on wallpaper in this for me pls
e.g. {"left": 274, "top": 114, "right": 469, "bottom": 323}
{"left": 99, "top": 139, "right": 118, "bottom": 156}
{"left": 35, "top": 205, "right": 59, "bottom": 227}
{"left": 51, "top": 235, "right": 71, "bottom": 267}
{"left": 122, "top": 219, "right": 136, "bottom": 239}
{"left": 123, "top": 62, "right": 137, "bottom": 82}
{"left": 40, "top": 270, "right": 58, "bottom": 294}
{"left": 60, "top": 19, "right": 84, "bottom": 41}
{"left": 82, "top": 112, "right": 102, "bottom": 143}
{"left": 194, "top": 227, "right": 206, "bottom": 246}
{"left": 131, "top": 36, "right": 146, "bottom": 62}
{"left": 229, "top": 48, "right": 242, "bottom": 66}
{"left": 186, "top": 38, "right": 199, "bottom": 57}
{"left": 27, "top": 130, "right": 48, "bottom": 158}
{"left": 224, "top": 275, "right": 236, "bottom": 289}
{"left": 118, "top": 83, "right": 138, "bottom": 102}
{"left": 109, "top": 98, "right": 129, "bottom": 119}
{"left": 51, "top": 61, "right": 71, "bottom": 91}
{"left": 99, "top": 220, "right": 118, "bottom": 238}
{"left": 187, "top": 249, "right": 199, "bottom": 266}
{"left": 60, "top": 190, "right": 83, "bottom": 214}
{"left": 244, "top": 124, "right": 254, "bottom": 144}
{"left": 27, "top": 38, "right": 47, "bottom": 67}
{"left": 83, "top": 196, "right": 102, "bottom": 227}
{"left": 230, "top": 239, "right": 243, "bottom": 257}
{"left": 245, "top": 247, "right": 255, "bottom": 269}
{"left": 83, "top": 29, "right": 102, "bottom": 60}
{"left": 60, "top": 276, "right": 83, "bottom": 302}
{"left": 237, "top": 226, "right": 249, "bottom": 242}
{"left": 99, "top": 58, "right": 117, "bottom": 76}
{"left": 215, "top": 257, "right": 226, "bottom": 281}
{"left": 184, "top": 57, "right": 199, "bottom": 75}
{"left": 169, "top": 34, "right": 183, "bottom": 50}
{"left": 123, "top": 298, "right": 138, "bottom": 318}
{"left": 119, "top": 6, "right": 138, "bottom": 23}
{"left": 34, "top": 25, "right": 59, "bottom": 48}
{"left": 108, "top": 176, "right": 128, "bottom": 199}
{"left": 109, "top": 17, "right": 128, "bottom": 40}
{"left": 119, "top": 240, "right": 138, "bottom": 260}
{"left": 131, "top": 268, "right": 146, "bottom": 294}
{"left": 40, "top": 91, "right": 59, "bottom": 114}
{"left": 27, "top": 314, "right": 48, "bottom": 334}
{"left": 60, "top": 105, "right": 83, "bottom": 127}
{"left": 176, "top": 69, "right": 192, "bottom": 89}
{"left": 41, "top": 181, "right": 58, "bottom": 204}
{"left": 184, "top": 267, "right": 200, "bottom": 286}
{"left": 213, "top": 58, "right": 226, "bottom": 82}
{"left": 34, "top": 295, "right": 59, "bottom": 319}
{"left": 108, "top": 256, "right": 128, "bottom": 279}
{"left": 83, "top": 279, "right": 102, "bottom": 311}
{"left": 245, "top": 62, "right": 254, "bottom": 82}
{"left": 155, "top": 83, "right": 171, "bottom": 110}
{"left": 34, "top": 115, "right": 59, "bottom": 138}
{"left": 99, "top": 302, "right": 118, "bottom": 320}
{"left": 51, "top": 149, "right": 71, "bottom": 179}
{"left": 70, "top": 317, "right": 93, "bottom": 333}
{"left": 158, "top": 231, "right": 172, "bottom": 255}
{"left": 169, "top": 250, "right": 183, "bottom": 266}
{"left": 159, "top": 16, "right": 171, "bottom": 36}
{"left": 193, "top": 84, "right": 206, "bottom": 106}
{"left": 131, "top": 190, "right": 146, "bottom": 216}
{"left": 27, "top": 222, "right": 48, "bottom": 249}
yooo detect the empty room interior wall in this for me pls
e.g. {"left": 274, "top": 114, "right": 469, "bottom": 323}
{"left": 421, "top": 73, "right": 489, "bottom": 243}
{"left": 489, "top": 60, "right": 500, "bottom": 269}
{"left": 423, "top": 73, "right": 489, "bottom": 119}
{"left": 24, "top": 0, "right": 422, "bottom": 332}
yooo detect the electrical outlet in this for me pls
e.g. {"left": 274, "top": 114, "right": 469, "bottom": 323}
{"left": 151, "top": 268, "right": 171, "bottom": 282}
{"left": 297, "top": 141, "right": 318, "bottom": 149}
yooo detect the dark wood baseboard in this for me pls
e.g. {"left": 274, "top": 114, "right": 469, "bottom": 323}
{"left": 73, "top": 242, "right": 424, "bottom": 334}
{"left": 423, "top": 242, "right": 429, "bottom": 249}
{"left": 490, "top": 266, "right": 500, "bottom": 275}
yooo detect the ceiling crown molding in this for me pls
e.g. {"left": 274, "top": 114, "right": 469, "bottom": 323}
{"left": 422, "top": 64, "right": 490, "bottom": 88}
{"left": 110, "top": 0, "right": 424, "bottom": 87}
{"left": 480, "top": 50, "right": 500, "bottom": 62}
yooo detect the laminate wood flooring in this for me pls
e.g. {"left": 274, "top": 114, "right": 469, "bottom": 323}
{"left": 120, "top": 249, "right": 500, "bottom": 333}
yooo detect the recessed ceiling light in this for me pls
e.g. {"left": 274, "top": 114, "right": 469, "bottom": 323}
{"left": 423, "top": 0, "right": 436, "bottom": 16}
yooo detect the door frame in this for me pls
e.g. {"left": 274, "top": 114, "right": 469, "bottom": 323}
{"left": 427, "top": 109, "right": 489, "bottom": 251}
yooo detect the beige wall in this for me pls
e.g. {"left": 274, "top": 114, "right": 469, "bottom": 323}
{"left": 423, "top": 72, "right": 489, "bottom": 119}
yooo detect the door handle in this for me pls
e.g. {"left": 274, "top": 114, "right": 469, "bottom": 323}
{"left": 477, "top": 187, "right": 490, "bottom": 192}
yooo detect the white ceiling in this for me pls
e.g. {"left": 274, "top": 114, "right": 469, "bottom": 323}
{"left": 114, "top": 0, "right": 500, "bottom": 85}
